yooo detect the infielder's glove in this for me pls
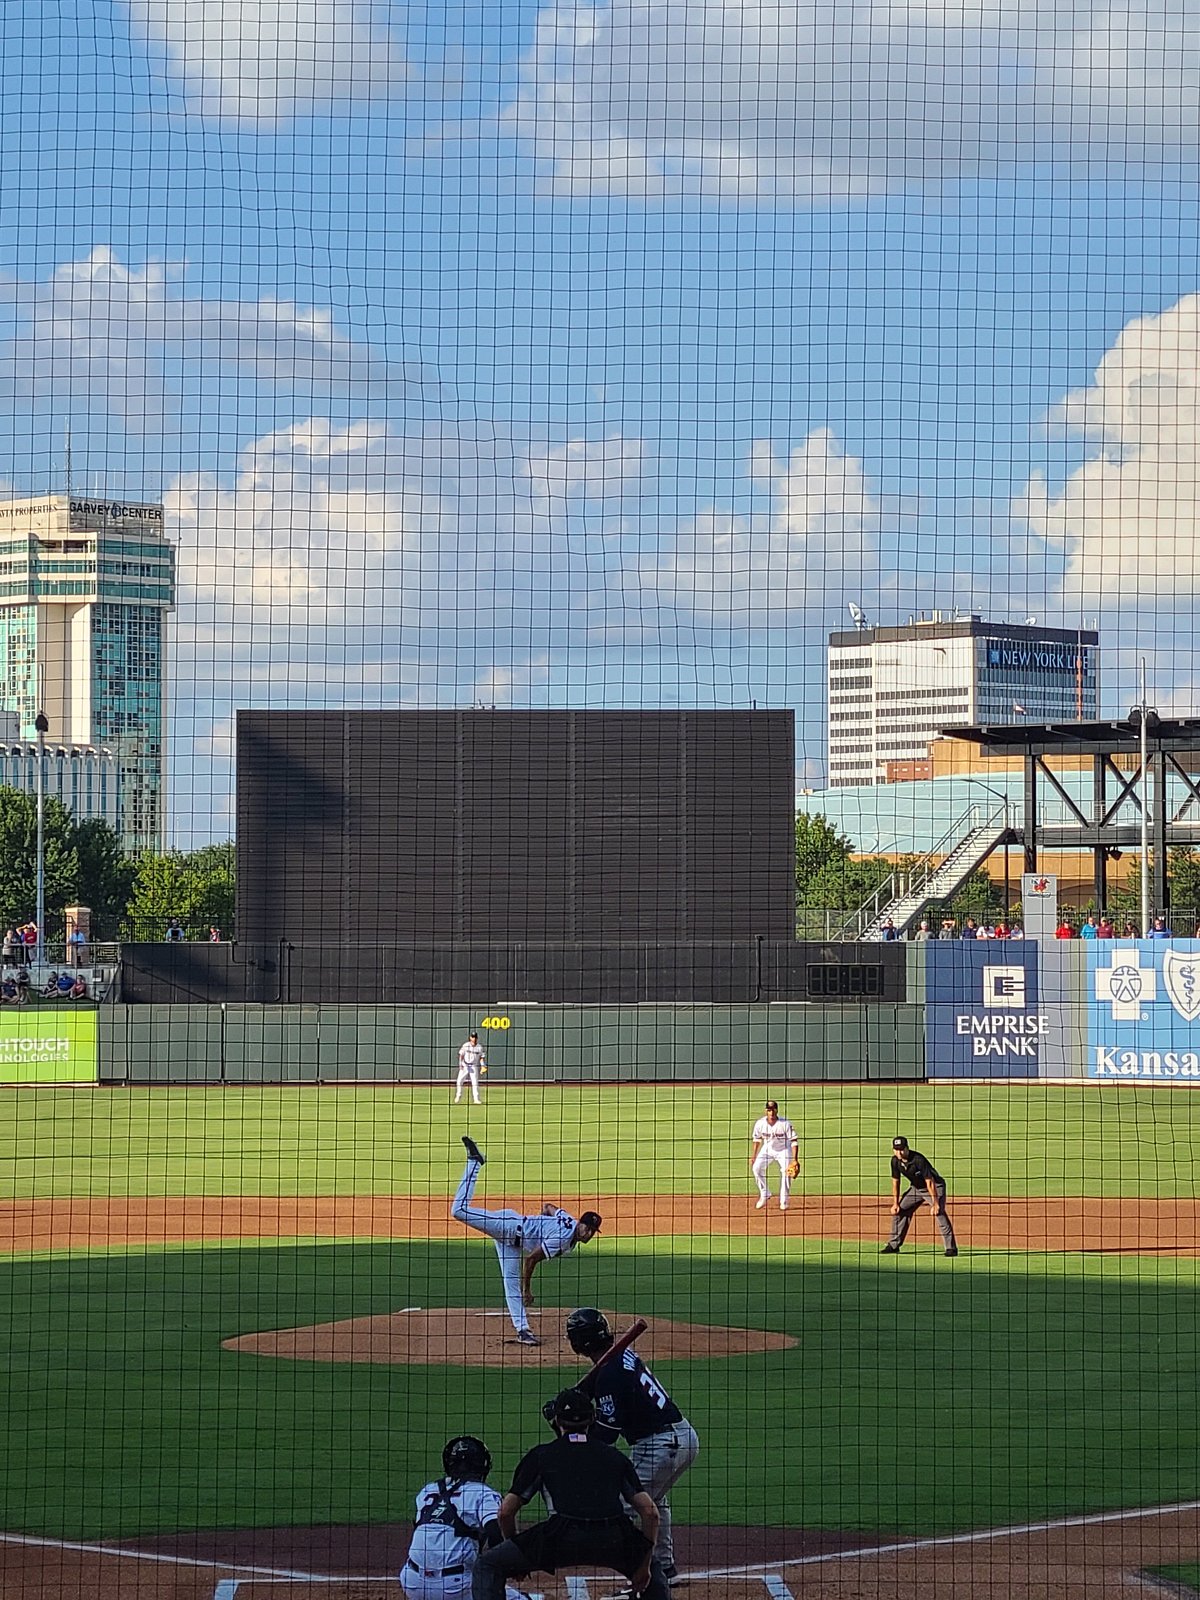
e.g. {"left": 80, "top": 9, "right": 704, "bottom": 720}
{"left": 788, "top": 1162, "right": 800, "bottom": 1180}
{"left": 480, "top": 1065, "right": 488, "bottom": 1074}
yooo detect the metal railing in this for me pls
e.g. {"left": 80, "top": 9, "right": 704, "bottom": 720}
{"left": 832, "top": 802, "right": 1009, "bottom": 941}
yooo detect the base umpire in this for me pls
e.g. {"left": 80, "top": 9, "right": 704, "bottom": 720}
{"left": 471, "top": 1389, "right": 670, "bottom": 1600}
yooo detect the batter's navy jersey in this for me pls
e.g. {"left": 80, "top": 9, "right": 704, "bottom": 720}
{"left": 591, "top": 1348, "right": 684, "bottom": 1445}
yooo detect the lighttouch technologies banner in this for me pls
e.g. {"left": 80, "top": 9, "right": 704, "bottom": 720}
{"left": 0, "top": 1009, "right": 97, "bottom": 1083}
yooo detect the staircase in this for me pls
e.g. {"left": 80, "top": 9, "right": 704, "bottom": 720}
{"left": 837, "top": 803, "right": 1013, "bottom": 941}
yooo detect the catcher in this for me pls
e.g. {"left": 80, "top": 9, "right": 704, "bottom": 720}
{"left": 750, "top": 1099, "right": 799, "bottom": 1212}
{"left": 472, "top": 1388, "right": 670, "bottom": 1600}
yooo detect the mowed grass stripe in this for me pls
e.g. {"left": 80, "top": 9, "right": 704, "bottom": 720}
{"left": 2, "top": 1084, "right": 1200, "bottom": 1198}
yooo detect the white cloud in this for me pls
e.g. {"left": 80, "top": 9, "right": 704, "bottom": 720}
{"left": 122, "top": 0, "right": 407, "bottom": 123}
{"left": 522, "top": 434, "right": 647, "bottom": 508}
{"left": 504, "top": 0, "right": 1200, "bottom": 199}
{"left": 0, "top": 248, "right": 429, "bottom": 425}
{"left": 633, "top": 429, "right": 881, "bottom": 618}
{"left": 1022, "top": 294, "right": 1200, "bottom": 601}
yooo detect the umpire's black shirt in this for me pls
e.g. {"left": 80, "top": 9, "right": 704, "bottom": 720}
{"left": 892, "top": 1150, "right": 943, "bottom": 1188}
{"left": 591, "top": 1349, "right": 684, "bottom": 1445}
{"left": 510, "top": 1434, "right": 646, "bottom": 1520}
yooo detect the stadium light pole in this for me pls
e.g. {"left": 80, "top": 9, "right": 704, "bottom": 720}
{"left": 35, "top": 708, "right": 49, "bottom": 967}
{"left": 1139, "top": 660, "right": 1150, "bottom": 936}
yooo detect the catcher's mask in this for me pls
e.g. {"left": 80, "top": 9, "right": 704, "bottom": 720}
{"left": 442, "top": 1435, "right": 492, "bottom": 1481}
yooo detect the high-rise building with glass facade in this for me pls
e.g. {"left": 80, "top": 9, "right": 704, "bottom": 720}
{"left": 0, "top": 495, "right": 175, "bottom": 851}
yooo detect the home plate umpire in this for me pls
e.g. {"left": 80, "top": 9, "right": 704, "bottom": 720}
{"left": 471, "top": 1388, "right": 671, "bottom": 1600}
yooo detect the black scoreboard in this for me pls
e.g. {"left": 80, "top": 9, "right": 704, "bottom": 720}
{"left": 235, "top": 709, "right": 795, "bottom": 948}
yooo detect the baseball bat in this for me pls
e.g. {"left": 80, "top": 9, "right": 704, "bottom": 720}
{"left": 574, "top": 1317, "right": 648, "bottom": 1396}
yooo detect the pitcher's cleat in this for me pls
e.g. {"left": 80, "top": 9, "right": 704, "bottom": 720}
{"left": 461, "top": 1135, "right": 486, "bottom": 1165}
{"left": 515, "top": 1328, "right": 541, "bottom": 1346}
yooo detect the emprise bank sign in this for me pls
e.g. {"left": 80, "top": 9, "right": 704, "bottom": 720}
{"left": 1088, "top": 941, "right": 1200, "bottom": 1082}
{"left": 926, "top": 943, "right": 1049, "bottom": 1077}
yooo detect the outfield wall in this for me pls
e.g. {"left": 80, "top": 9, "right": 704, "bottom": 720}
{"left": 96, "top": 1002, "right": 925, "bottom": 1083}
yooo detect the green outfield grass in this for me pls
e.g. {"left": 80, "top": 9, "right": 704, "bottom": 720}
{"left": 1154, "top": 1568, "right": 1200, "bottom": 1591}
{"left": 0, "top": 1082, "right": 1198, "bottom": 1545}
{"left": 3, "top": 1082, "right": 1200, "bottom": 1198}
{"left": 0, "top": 1237, "right": 1197, "bottom": 1541}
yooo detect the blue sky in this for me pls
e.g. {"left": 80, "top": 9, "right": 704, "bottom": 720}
{"left": 1, "top": 0, "right": 1199, "bottom": 839}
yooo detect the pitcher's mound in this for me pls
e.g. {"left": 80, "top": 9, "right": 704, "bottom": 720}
{"left": 222, "top": 1308, "right": 796, "bottom": 1367}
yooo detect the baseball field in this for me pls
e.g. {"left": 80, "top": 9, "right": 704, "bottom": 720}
{"left": 1, "top": 1080, "right": 1199, "bottom": 1598}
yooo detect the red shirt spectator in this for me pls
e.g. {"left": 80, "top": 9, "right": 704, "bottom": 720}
{"left": 1055, "top": 921, "right": 1075, "bottom": 939}
{"left": 1097, "top": 918, "right": 1115, "bottom": 938}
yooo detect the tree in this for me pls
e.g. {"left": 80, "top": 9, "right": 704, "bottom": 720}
{"left": 795, "top": 813, "right": 855, "bottom": 890}
{"left": 74, "top": 818, "right": 138, "bottom": 938}
{"left": 124, "top": 844, "right": 235, "bottom": 940}
{"left": 1168, "top": 848, "right": 1200, "bottom": 928}
{"left": 0, "top": 789, "right": 80, "bottom": 935}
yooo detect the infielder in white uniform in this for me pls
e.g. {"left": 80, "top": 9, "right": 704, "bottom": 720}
{"left": 401, "top": 1436, "right": 501, "bottom": 1600}
{"left": 750, "top": 1099, "right": 799, "bottom": 1211}
{"left": 455, "top": 1033, "right": 486, "bottom": 1104}
{"left": 451, "top": 1136, "right": 603, "bottom": 1345}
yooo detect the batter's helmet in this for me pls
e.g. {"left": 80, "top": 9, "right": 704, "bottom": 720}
{"left": 565, "top": 1307, "right": 614, "bottom": 1358}
{"left": 442, "top": 1435, "right": 493, "bottom": 1480}
{"left": 547, "top": 1388, "right": 596, "bottom": 1431}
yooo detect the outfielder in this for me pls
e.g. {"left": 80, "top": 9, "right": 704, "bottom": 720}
{"left": 455, "top": 1033, "right": 487, "bottom": 1104}
{"left": 452, "top": 1137, "right": 603, "bottom": 1345}
{"left": 401, "top": 1436, "right": 502, "bottom": 1600}
{"left": 564, "top": 1308, "right": 698, "bottom": 1583}
{"left": 750, "top": 1099, "right": 799, "bottom": 1211}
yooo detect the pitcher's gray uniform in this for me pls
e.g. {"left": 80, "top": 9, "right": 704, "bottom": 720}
{"left": 451, "top": 1139, "right": 602, "bottom": 1344}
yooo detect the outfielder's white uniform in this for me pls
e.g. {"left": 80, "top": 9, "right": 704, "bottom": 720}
{"left": 400, "top": 1477, "right": 499, "bottom": 1600}
{"left": 455, "top": 1038, "right": 486, "bottom": 1104}
{"left": 752, "top": 1115, "right": 798, "bottom": 1211}
{"left": 452, "top": 1159, "right": 580, "bottom": 1335}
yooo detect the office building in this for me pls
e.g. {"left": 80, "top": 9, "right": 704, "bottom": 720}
{"left": 827, "top": 613, "right": 1098, "bottom": 786}
{"left": 0, "top": 495, "right": 175, "bottom": 850}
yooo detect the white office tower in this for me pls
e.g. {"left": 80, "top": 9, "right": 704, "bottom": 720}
{"left": 827, "top": 613, "right": 1098, "bottom": 787}
{"left": 0, "top": 495, "right": 176, "bottom": 850}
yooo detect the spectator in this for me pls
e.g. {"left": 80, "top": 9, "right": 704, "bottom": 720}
{"left": 1008, "top": 924, "right": 1024, "bottom": 939}
{"left": 913, "top": 920, "right": 932, "bottom": 941}
{"left": 1079, "top": 916, "right": 1099, "bottom": 940}
{"left": 21, "top": 922, "right": 37, "bottom": 960}
{"left": 11, "top": 925, "right": 27, "bottom": 965}
{"left": 69, "top": 975, "right": 88, "bottom": 1000}
{"left": 1, "top": 929, "right": 13, "bottom": 965}
{"left": 961, "top": 918, "right": 979, "bottom": 939}
{"left": 40, "top": 971, "right": 60, "bottom": 998}
{"left": 1120, "top": 919, "right": 1140, "bottom": 938}
{"left": 208, "top": 926, "right": 222, "bottom": 942}
{"left": 978, "top": 923, "right": 995, "bottom": 940}
{"left": 938, "top": 919, "right": 957, "bottom": 939}
{"left": 165, "top": 918, "right": 185, "bottom": 942}
{"left": 880, "top": 918, "right": 899, "bottom": 942}
{"left": 0, "top": 976, "right": 16, "bottom": 1004}
{"left": 68, "top": 927, "right": 88, "bottom": 967}
{"left": 1097, "top": 916, "right": 1115, "bottom": 938}
{"left": 15, "top": 969, "right": 30, "bottom": 1005}
{"left": 1148, "top": 917, "right": 1171, "bottom": 939}
{"left": 1055, "top": 919, "right": 1075, "bottom": 939}
{"left": 55, "top": 971, "right": 73, "bottom": 997}
{"left": 994, "top": 921, "right": 1010, "bottom": 940}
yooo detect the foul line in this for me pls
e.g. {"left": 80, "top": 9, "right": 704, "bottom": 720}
{"left": 3, "top": 1496, "right": 1199, "bottom": 1590}
{"left": 684, "top": 1497, "right": 1200, "bottom": 1578}
{"left": 0, "top": 1528, "right": 391, "bottom": 1583}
